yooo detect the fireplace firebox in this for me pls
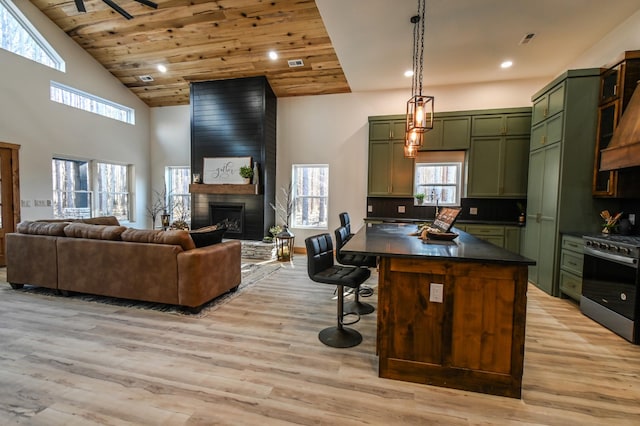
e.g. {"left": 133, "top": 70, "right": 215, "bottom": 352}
{"left": 210, "top": 203, "right": 244, "bottom": 236}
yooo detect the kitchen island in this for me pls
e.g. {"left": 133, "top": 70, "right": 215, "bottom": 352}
{"left": 341, "top": 222, "right": 535, "bottom": 398}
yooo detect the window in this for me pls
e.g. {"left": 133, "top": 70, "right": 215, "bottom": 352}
{"left": 291, "top": 164, "right": 328, "bottom": 228}
{"left": 52, "top": 158, "right": 132, "bottom": 221}
{"left": 414, "top": 151, "right": 464, "bottom": 206}
{"left": 0, "top": 0, "right": 64, "bottom": 71}
{"left": 166, "top": 166, "right": 191, "bottom": 225}
{"left": 50, "top": 81, "right": 135, "bottom": 124}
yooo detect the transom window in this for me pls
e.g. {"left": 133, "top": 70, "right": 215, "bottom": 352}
{"left": 50, "top": 81, "right": 135, "bottom": 124}
{"left": 52, "top": 158, "right": 132, "bottom": 221}
{"left": 291, "top": 164, "right": 329, "bottom": 228}
{"left": 414, "top": 151, "right": 464, "bottom": 206}
{"left": 0, "top": 0, "right": 64, "bottom": 71}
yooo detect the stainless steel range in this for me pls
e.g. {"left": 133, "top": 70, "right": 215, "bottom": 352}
{"left": 581, "top": 234, "right": 640, "bottom": 343}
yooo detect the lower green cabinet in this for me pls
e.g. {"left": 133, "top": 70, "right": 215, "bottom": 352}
{"left": 463, "top": 224, "right": 521, "bottom": 254}
{"left": 559, "top": 235, "right": 584, "bottom": 301}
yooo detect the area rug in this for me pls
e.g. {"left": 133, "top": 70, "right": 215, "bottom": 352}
{"left": 0, "top": 261, "right": 281, "bottom": 317}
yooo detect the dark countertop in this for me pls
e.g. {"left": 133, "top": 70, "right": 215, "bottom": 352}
{"left": 365, "top": 217, "right": 523, "bottom": 227}
{"left": 342, "top": 223, "right": 535, "bottom": 266}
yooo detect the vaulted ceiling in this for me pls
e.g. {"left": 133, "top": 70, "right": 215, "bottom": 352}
{"left": 30, "top": 1, "right": 640, "bottom": 109}
{"left": 32, "top": 0, "right": 350, "bottom": 107}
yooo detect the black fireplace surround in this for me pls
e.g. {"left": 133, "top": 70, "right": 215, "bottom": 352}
{"left": 189, "top": 77, "right": 277, "bottom": 241}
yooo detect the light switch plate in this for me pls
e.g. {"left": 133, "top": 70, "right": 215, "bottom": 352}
{"left": 429, "top": 283, "right": 444, "bottom": 303}
{"left": 470, "top": 207, "right": 478, "bottom": 215}
{"left": 367, "top": 205, "right": 373, "bottom": 213}
{"left": 398, "top": 205, "right": 406, "bottom": 213}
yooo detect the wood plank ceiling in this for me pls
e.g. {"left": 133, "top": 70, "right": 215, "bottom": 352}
{"left": 31, "top": 0, "right": 351, "bottom": 107}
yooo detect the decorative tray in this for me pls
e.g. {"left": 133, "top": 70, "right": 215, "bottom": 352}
{"left": 426, "top": 231, "right": 459, "bottom": 241}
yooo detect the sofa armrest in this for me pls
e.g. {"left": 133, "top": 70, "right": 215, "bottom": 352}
{"left": 176, "top": 240, "right": 242, "bottom": 307}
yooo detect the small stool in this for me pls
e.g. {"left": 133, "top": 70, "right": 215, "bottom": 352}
{"left": 305, "top": 233, "right": 371, "bottom": 348}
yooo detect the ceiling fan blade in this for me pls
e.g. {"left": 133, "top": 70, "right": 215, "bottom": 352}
{"left": 102, "top": 0, "right": 133, "bottom": 20}
{"left": 74, "top": 0, "right": 86, "bottom": 13}
{"left": 133, "top": 0, "right": 158, "bottom": 9}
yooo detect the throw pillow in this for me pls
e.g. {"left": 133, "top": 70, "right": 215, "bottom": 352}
{"left": 63, "top": 223, "right": 127, "bottom": 240}
{"left": 17, "top": 220, "right": 69, "bottom": 236}
{"left": 189, "top": 225, "right": 227, "bottom": 248}
{"left": 121, "top": 228, "right": 196, "bottom": 251}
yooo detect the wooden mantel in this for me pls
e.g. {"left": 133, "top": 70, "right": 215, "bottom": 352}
{"left": 189, "top": 184, "right": 260, "bottom": 195}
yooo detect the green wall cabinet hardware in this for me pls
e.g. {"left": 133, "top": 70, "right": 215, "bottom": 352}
{"left": 523, "top": 69, "right": 601, "bottom": 297}
{"left": 471, "top": 113, "right": 532, "bottom": 137}
{"left": 559, "top": 235, "right": 584, "bottom": 301}
{"left": 420, "top": 116, "right": 471, "bottom": 150}
{"left": 467, "top": 135, "right": 530, "bottom": 197}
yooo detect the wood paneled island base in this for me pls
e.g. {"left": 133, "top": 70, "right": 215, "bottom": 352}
{"left": 377, "top": 256, "right": 528, "bottom": 398}
{"left": 341, "top": 223, "right": 534, "bottom": 398}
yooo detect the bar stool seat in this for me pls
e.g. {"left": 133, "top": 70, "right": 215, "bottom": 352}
{"left": 305, "top": 233, "right": 371, "bottom": 348}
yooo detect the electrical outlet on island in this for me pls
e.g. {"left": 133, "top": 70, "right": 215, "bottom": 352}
{"left": 630, "top": 214, "right": 636, "bottom": 226}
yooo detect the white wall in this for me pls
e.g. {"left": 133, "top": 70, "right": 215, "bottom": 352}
{"left": 0, "top": 0, "right": 150, "bottom": 226}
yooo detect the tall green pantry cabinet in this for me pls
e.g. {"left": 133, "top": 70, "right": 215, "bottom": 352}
{"left": 523, "top": 69, "right": 602, "bottom": 297}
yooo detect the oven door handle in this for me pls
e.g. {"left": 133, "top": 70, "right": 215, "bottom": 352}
{"left": 584, "top": 246, "right": 639, "bottom": 268}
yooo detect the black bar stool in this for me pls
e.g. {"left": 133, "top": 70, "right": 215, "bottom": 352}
{"left": 305, "top": 233, "right": 371, "bottom": 348}
{"left": 334, "top": 225, "right": 377, "bottom": 315}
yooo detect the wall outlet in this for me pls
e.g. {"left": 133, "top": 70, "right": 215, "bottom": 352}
{"left": 398, "top": 205, "right": 405, "bottom": 213}
{"left": 630, "top": 214, "right": 636, "bottom": 226}
{"left": 470, "top": 207, "right": 478, "bottom": 215}
{"left": 367, "top": 205, "right": 373, "bottom": 213}
{"left": 429, "top": 283, "right": 444, "bottom": 303}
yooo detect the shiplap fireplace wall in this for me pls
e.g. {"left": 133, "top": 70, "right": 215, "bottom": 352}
{"left": 189, "top": 77, "right": 277, "bottom": 240}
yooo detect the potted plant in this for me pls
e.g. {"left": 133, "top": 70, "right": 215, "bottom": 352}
{"left": 239, "top": 165, "right": 254, "bottom": 184}
{"left": 415, "top": 193, "right": 425, "bottom": 205}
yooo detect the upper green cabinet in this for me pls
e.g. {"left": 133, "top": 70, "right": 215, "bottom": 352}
{"left": 421, "top": 116, "right": 471, "bottom": 150}
{"left": 368, "top": 116, "right": 414, "bottom": 197}
{"left": 471, "top": 113, "right": 531, "bottom": 137}
{"left": 467, "top": 135, "right": 530, "bottom": 197}
{"left": 532, "top": 81, "right": 566, "bottom": 125}
{"left": 370, "top": 120, "right": 407, "bottom": 141}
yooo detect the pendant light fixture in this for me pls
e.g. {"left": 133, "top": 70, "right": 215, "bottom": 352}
{"left": 406, "top": 0, "right": 434, "bottom": 147}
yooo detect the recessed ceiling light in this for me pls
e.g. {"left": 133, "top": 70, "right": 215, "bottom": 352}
{"left": 269, "top": 51, "right": 278, "bottom": 60}
{"left": 501, "top": 60, "right": 513, "bottom": 69}
{"left": 157, "top": 64, "right": 167, "bottom": 73}
{"left": 404, "top": 70, "right": 414, "bottom": 77}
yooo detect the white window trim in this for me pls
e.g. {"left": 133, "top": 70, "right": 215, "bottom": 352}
{"left": 0, "top": 0, "right": 65, "bottom": 71}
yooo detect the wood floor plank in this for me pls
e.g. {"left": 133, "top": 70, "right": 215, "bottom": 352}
{"left": 1, "top": 258, "right": 640, "bottom": 425}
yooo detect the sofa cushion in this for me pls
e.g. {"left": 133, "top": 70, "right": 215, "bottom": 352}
{"left": 17, "top": 221, "right": 69, "bottom": 236}
{"left": 121, "top": 228, "right": 196, "bottom": 251}
{"left": 189, "top": 225, "right": 227, "bottom": 248}
{"left": 78, "top": 216, "right": 121, "bottom": 226}
{"left": 64, "top": 223, "right": 127, "bottom": 240}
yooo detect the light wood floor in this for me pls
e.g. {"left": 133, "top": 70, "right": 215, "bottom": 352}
{"left": 1, "top": 257, "right": 639, "bottom": 425}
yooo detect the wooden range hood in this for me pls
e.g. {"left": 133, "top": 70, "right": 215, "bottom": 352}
{"left": 600, "top": 81, "right": 640, "bottom": 171}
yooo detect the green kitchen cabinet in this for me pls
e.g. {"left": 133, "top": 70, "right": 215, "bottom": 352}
{"left": 421, "top": 115, "right": 471, "bottom": 150}
{"left": 532, "top": 80, "right": 566, "bottom": 125}
{"left": 471, "top": 112, "right": 531, "bottom": 136}
{"left": 368, "top": 139, "right": 414, "bottom": 197}
{"left": 368, "top": 116, "right": 415, "bottom": 197}
{"left": 529, "top": 113, "right": 563, "bottom": 151}
{"left": 462, "top": 224, "right": 522, "bottom": 254}
{"left": 369, "top": 119, "right": 407, "bottom": 141}
{"left": 559, "top": 235, "right": 584, "bottom": 301}
{"left": 467, "top": 135, "right": 530, "bottom": 197}
{"left": 524, "top": 69, "right": 602, "bottom": 297}
{"left": 504, "top": 226, "right": 522, "bottom": 254}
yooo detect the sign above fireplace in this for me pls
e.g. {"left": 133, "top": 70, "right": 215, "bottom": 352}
{"left": 203, "top": 157, "right": 251, "bottom": 184}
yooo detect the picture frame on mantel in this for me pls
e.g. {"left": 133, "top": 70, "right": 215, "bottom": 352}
{"left": 203, "top": 156, "right": 251, "bottom": 184}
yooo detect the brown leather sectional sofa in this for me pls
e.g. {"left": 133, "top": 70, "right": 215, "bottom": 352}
{"left": 5, "top": 217, "right": 242, "bottom": 312}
